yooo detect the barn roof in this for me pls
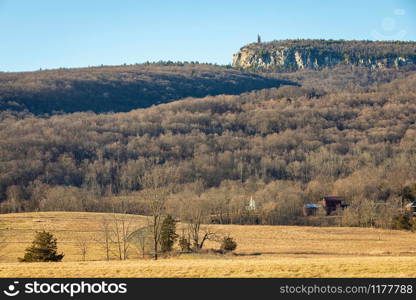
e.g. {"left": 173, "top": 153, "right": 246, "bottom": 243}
{"left": 322, "top": 196, "right": 344, "bottom": 201}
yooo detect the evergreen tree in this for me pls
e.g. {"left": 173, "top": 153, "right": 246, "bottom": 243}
{"left": 178, "top": 236, "right": 191, "bottom": 252}
{"left": 159, "top": 215, "right": 178, "bottom": 253}
{"left": 220, "top": 236, "right": 237, "bottom": 252}
{"left": 19, "top": 230, "right": 64, "bottom": 262}
{"left": 394, "top": 214, "right": 412, "bottom": 231}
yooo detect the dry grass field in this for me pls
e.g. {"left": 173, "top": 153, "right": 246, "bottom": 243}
{"left": 0, "top": 212, "right": 416, "bottom": 277}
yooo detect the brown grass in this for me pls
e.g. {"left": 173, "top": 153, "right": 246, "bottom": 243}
{"left": 0, "top": 212, "right": 415, "bottom": 277}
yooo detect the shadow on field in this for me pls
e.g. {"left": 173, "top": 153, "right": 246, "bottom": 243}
{"left": 233, "top": 251, "right": 400, "bottom": 257}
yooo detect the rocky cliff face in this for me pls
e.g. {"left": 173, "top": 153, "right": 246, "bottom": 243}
{"left": 232, "top": 40, "right": 416, "bottom": 71}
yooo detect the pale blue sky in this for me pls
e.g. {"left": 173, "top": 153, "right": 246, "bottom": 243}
{"left": 0, "top": 0, "right": 415, "bottom": 72}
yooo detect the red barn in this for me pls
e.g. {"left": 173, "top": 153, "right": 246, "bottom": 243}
{"left": 322, "top": 196, "right": 345, "bottom": 215}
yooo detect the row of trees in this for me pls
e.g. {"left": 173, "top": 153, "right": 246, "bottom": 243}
{"left": 19, "top": 208, "right": 237, "bottom": 262}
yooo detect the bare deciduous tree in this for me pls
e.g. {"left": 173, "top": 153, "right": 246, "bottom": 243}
{"left": 175, "top": 181, "right": 220, "bottom": 250}
{"left": 128, "top": 226, "right": 152, "bottom": 258}
{"left": 110, "top": 213, "right": 133, "bottom": 260}
{"left": 75, "top": 236, "right": 89, "bottom": 261}
{"left": 141, "top": 166, "right": 175, "bottom": 260}
{"left": 95, "top": 216, "right": 112, "bottom": 261}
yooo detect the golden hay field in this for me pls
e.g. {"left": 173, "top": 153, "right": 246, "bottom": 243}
{"left": 0, "top": 212, "right": 416, "bottom": 278}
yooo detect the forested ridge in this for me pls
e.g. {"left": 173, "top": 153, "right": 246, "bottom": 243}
{"left": 242, "top": 39, "right": 416, "bottom": 58}
{"left": 233, "top": 39, "right": 416, "bottom": 72}
{"left": 1, "top": 66, "right": 415, "bottom": 227}
{"left": 0, "top": 62, "right": 287, "bottom": 115}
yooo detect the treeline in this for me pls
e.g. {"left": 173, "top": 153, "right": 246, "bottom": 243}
{"left": 281, "top": 65, "right": 415, "bottom": 92}
{"left": 0, "top": 70, "right": 415, "bottom": 227}
{"left": 0, "top": 63, "right": 287, "bottom": 115}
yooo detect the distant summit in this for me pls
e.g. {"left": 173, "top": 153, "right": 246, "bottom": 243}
{"left": 232, "top": 39, "right": 416, "bottom": 72}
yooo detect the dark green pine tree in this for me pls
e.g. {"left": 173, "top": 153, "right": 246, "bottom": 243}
{"left": 19, "top": 230, "right": 64, "bottom": 262}
{"left": 160, "top": 215, "right": 178, "bottom": 253}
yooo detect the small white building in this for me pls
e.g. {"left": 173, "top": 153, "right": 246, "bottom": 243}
{"left": 246, "top": 196, "right": 256, "bottom": 211}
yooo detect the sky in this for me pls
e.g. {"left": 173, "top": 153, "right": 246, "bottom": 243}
{"left": 0, "top": 0, "right": 415, "bottom": 72}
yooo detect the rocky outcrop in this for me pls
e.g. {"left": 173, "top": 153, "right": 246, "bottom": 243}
{"left": 232, "top": 40, "right": 416, "bottom": 72}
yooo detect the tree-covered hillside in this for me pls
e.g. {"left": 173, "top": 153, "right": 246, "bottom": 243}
{"left": 0, "top": 62, "right": 288, "bottom": 115}
{"left": 0, "top": 69, "right": 415, "bottom": 226}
